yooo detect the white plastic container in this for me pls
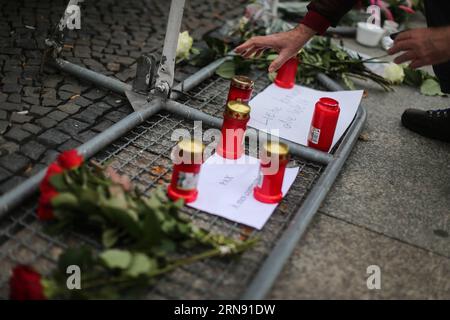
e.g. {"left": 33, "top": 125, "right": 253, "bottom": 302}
{"left": 356, "top": 22, "right": 386, "bottom": 47}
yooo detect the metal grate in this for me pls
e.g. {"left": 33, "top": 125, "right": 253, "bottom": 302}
{"left": 0, "top": 72, "right": 324, "bottom": 299}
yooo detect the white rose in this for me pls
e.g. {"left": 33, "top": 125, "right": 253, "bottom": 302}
{"left": 383, "top": 63, "right": 405, "bottom": 84}
{"left": 239, "top": 16, "right": 249, "bottom": 31}
{"left": 176, "top": 31, "right": 193, "bottom": 61}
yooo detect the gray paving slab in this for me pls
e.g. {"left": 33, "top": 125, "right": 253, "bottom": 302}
{"left": 320, "top": 37, "right": 450, "bottom": 257}
{"left": 270, "top": 214, "right": 450, "bottom": 299}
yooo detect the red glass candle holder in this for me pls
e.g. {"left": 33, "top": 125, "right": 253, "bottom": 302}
{"left": 168, "top": 139, "right": 205, "bottom": 203}
{"left": 217, "top": 101, "right": 251, "bottom": 159}
{"left": 307, "top": 97, "right": 341, "bottom": 152}
{"left": 227, "top": 75, "right": 254, "bottom": 104}
{"left": 274, "top": 57, "right": 299, "bottom": 89}
{"left": 253, "top": 141, "right": 290, "bottom": 204}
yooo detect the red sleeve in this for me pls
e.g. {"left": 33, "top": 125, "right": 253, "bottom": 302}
{"left": 300, "top": 0, "right": 358, "bottom": 34}
{"left": 300, "top": 10, "right": 331, "bottom": 35}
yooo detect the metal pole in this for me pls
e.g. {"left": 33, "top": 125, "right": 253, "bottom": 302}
{"left": 316, "top": 72, "right": 345, "bottom": 92}
{"left": 0, "top": 99, "right": 163, "bottom": 218}
{"left": 165, "top": 100, "right": 333, "bottom": 165}
{"left": 170, "top": 56, "right": 232, "bottom": 99}
{"left": 0, "top": 56, "right": 230, "bottom": 217}
{"left": 154, "top": 0, "right": 186, "bottom": 96}
{"left": 242, "top": 104, "right": 367, "bottom": 299}
{"left": 53, "top": 55, "right": 231, "bottom": 100}
{"left": 53, "top": 58, "right": 132, "bottom": 94}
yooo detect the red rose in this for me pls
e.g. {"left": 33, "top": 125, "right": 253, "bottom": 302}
{"left": 38, "top": 163, "right": 63, "bottom": 221}
{"left": 45, "top": 162, "right": 64, "bottom": 178}
{"left": 38, "top": 186, "right": 58, "bottom": 221}
{"left": 40, "top": 162, "right": 63, "bottom": 192}
{"left": 57, "top": 149, "right": 84, "bottom": 170}
{"left": 39, "top": 187, "right": 59, "bottom": 206}
{"left": 9, "top": 265, "right": 46, "bottom": 300}
{"left": 40, "top": 162, "right": 64, "bottom": 191}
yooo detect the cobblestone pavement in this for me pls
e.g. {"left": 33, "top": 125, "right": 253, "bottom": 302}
{"left": 0, "top": 0, "right": 245, "bottom": 194}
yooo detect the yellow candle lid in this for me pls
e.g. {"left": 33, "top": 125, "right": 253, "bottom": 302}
{"left": 262, "top": 141, "right": 289, "bottom": 160}
{"left": 225, "top": 101, "right": 251, "bottom": 120}
{"left": 177, "top": 138, "right": 205, "bottom": 155}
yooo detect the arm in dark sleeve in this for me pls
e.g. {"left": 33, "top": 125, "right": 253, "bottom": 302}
{"left": 300, "top": 0, "right": 358, "bottom": 34}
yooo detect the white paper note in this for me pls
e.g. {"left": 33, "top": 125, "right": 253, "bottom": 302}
{"left": 248, "top": 84, "right": 363, "bottom": 151}
{"left": 188, "top": 154, "right": 299, "bottom": 230}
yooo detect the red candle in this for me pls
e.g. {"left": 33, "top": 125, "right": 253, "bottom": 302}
{"left": 168, "top": 139, "right": 205, "bottom": 203}
{"left": 217, "top": 101, "right": 251, "bottom": 159}
{"left": 307, "top": 97, "right": 341, "bottom": 152}
{"left": 253, "top": 141, "right": 289, "bottom": 204}
{"left": 274, "top": 57, "right": 299, "bottom": 89}
{"left": 227, "top": 75, "right": 254, "bottom": 104}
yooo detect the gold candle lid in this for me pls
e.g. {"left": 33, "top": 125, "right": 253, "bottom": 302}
{"left": 175, "top": 138, "right": 205, "bottom": 164}
{"left": 262, "top": 141, "right": 289, "bottom": 161}
{"left": 231, "top": 75, "right": 254, "bottom": 90}
{"left": 178, "top": 139, "right": 205, "bottom": 155}
{"left": 224, "top": 101, "right": 251, "bottom": 120}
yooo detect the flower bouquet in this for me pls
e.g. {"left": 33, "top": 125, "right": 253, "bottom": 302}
{"left": 9, "top": 150, "right": 255, "bottom": 299}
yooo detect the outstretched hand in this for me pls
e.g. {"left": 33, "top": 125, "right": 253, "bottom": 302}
{"left": 388, "top": 27, "right": 450, "bottom": 69}
{"left": 235, "top": 24, "right": 316, "bottom": 72}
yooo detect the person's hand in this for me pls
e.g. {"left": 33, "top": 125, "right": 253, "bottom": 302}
{"left": 235, "top": 24, "right": 316, "bottom": 72}
{"left": 388, "top": 27, "right": 450, "bottom": 69}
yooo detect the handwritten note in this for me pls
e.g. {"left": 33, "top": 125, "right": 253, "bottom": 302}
{"left": 248, "top": 84, "right": 363, "bottom": 151}
{"left": 188, "top": 154, "right": 299, "bottom": 229}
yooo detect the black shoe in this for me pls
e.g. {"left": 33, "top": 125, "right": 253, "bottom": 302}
{"left": 401, "top": 108, "right": 450, "bottom": 142}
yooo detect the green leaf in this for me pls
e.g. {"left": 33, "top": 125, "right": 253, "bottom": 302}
{"left": 266, "top": 54, "right": 278, "bottom": 61}
{"left": 341, "top": 73, "right": 355, "bottom": 90}
{"left": 57, "top": 246, "right": 94, "bottom": 273}
{"left": 204, "top": 35, "right": 226, "bottom": 55}
{"left": 137, "top": 209, "right": 163, "bottom": 248}
{"left": 50, "top": 174, "right": 67, "bottom": 190}
{"left": 420, "top": 78, "right": 444, "bottom": 96}
{"left": 51, "top": 192, "right": 79, "bottom": 208}
{"left": 104, "top": 192, "right": 129, "bottom": 211}
{"left": 144, "top": 193, "right": 160, "bottom": 210}
{"left": 102, "top": 228, "right": 119, "bottom": 248}
{"left": 190, "top": 47, "right": 200, "bottom": 55}
{"left": 216, "top": 60, "right": 236, "bottom": 79}
{"left": 79, "top": 188, "right": 100, "bottom": 212}
{"left": 126, "top": 253, "right": 157, "bottom": 277}
{"left": 103, "top": 206, "right": 142, "bottom": 239}
{"left": 268, "top": 72, "right": 276, "bottom": 82}
{"left": 403, "top": 67, "right": 423, "bottom": 86}
{"left": 157, "top": 239, "right": 177, "bottom": 254}
{"left": 100, "top": 249, "right": 132, "bottom": 269}
{"left": 154, "top": 186, "right": 168, "bottom": 201}
{"left": 174, "top": 198, "right": 184, "bottom": 209}
{"left": 41, "top": 278, "right": 60, "bottom": 299}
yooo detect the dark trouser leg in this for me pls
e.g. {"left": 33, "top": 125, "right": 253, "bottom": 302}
{"left": 424, "top": 0, "right": 450, "bottom": 93}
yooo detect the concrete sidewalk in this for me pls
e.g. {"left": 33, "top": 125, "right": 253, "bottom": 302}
{"left": 271, "top": 17, "right": 450, "bottom": 299}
